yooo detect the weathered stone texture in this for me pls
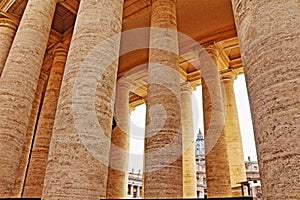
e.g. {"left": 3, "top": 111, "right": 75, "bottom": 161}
{"left": 144, "top": 0, "right": 183, "bottom": 198}
{"left": 0, "top": 0, "right": 56, "bottom": 197}
{"left": 23, "top": 47, "right": 67, "bottom": 198}
{"left": 0, "top": 16, "right": 17, "bottom": 76}
{"left": 181, "top": 82, "right": 197, "bottom": 198}
{"left": 232, "top": 0, "right": 300, "bottom": 199}
{"left": 221, "top": 71, "right": 247, "bottom": 196}
{"left": 200, "top": 47, "right": 232, "bottom": 198}
{"left": 11, "top": 70, "right": 48, "bottom": 197}
{"left": 42, "top": 0, "right": 124, "bottom": 199}
{"left": 106, "top": 81, "right": 130, "bottom": 199}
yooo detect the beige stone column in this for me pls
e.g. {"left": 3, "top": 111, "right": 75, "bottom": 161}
{"left": 221, "top": 71, "right": 247, "bottom": 196}
{"left": 106, "top": 81, "right": 131, "bottom": 199}
{"left": 144, "top": 0, "right": 183, "bottom": 198}
{"left": 0, "top": 0, "right": 57, "bottom": 197}
{"left": 137, "top": 186, "right": 141, "bottom": 198}
{"left": 42, "top": 0, "right": 124, "bottom": 199}
{"left": 11, "top": 69, "right": 49, "bottom": 197}
{"left": 181, "top": 81, "right": 197, "bottom": 198}
{"left": 200, "top": 46, "right": 232, "bottom": 198}
{"left": 22, "top": 46, "right": 67, "bottom": 198}
{"left": 0, "top": 14, "right": 18, "bottom": 76}
{"left": 232, "top": 1, "right": 300, "bottom": 199}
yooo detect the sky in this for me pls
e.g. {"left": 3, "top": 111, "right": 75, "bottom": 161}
{"left": 128, "top": 74, "right": 258, "bottom": 172}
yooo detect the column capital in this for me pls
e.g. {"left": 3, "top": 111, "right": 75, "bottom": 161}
{"left": 193, "top": 44, "right": 219, "bottom": 65}
{"left": 52, "top": 43, "right": 68, "bottom": 57}
{"left": 40, "top": 70, "right": 49, "bottom": 82}
{"left": 129, "top": 104, "right": 136, "bottom": 113}
{"left": 221, "top": 70, "right": 237, "bottom": 82}
{"left": 51, "top": 45, "right": 68, "bottom": 69}
{"left": 0, "top": 12, "right": 18, "bottom": 30}
{"left": 181, "top": 81, "right": 194, "bottom": 93}
{"left": 206, "top": 44, "right": 219, "bottom": 59}
{"left": 117, "top": 78, "right": 132, "bottom": 91}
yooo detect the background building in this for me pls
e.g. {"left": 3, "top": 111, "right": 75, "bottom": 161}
{"left": 195, "top": 130, "right": 262, "bottom": 199}
{"left": 127, "top": 169, "right": 143, "bottom": 199}
{"left": 127, "top": 129, "right": 262, "bottom": 199}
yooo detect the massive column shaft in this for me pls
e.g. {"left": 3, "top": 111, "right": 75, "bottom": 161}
{"left": 42, "top": 0, "right": 124, "bottom": 199}
{"left": 221, "top": 71, "right": 247, "bottom": 196}
{"left": 12, "top": 70, "right": 49, "bottom": 197}
{"left": 106, "top": 81, "right": 130, "bottom": 198}
{"left": 23, "top": 46, "right": 67, "bottom": 198}
{"left": 0, "top": 0, "right": 56, "bottom": 197}
{"left": 232, "top": 1, "right": 300, "bottom": 199}
{"left": 0, "top": 14, "right": 18, "bottom": 76}
{"left": 144, "top": 0, "right": 183, "bottom": 198}
{"left": 200, "top": 46, "right": 232, "bottom": 198}
{"left": 181, "top": 82, "right": 197, "bottom": 198}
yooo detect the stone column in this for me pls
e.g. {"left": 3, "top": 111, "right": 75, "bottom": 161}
{"left": 144, "top": 0, "right": 183, "bottom": 198}
{"left": 200, "top": 46, "right": 232, "bottom": 198}
{"left": 0, "top": 0, "right": 57, "bottom": 197}
{"left": 221, "top": 71, "right": 247, "bottom": 196}
{"left": 106, "top": 81, "right": 131, "bottom": 199}
{"left": 137, "top": 186, "right": 141, "bottom": 198}
{"left": 0, "top": 14, "right": 18, "bottom": 76}
{"left": 11, "top": 69, "right": 49, "bottom": 197}
{"left": 232, "top": 1, "right": 300, "bottom": 199}
{"left": 42, "top": 0, "right": 124, "bottom": 199}
{"left": 181, "top": 81, "right": 197, "bottom": 198}
{"left": 22, "top": 46, "right": 67, "bottom": 198}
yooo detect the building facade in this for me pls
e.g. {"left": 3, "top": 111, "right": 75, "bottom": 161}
{"left": 127, "top": 170, "right": 143, "bottom": 199}
{"left": 126, "top": 131, "right": 262, "bottom": 199}
{"left": 195, "top": 130, "right": 262, "bottom": 199}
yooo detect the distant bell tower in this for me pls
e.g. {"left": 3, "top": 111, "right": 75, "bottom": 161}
{"left": 195, "top": 129, "right": 206, "bottom": 198}
{"left": 195, "top": 129, "right": 205, "bottom": 160}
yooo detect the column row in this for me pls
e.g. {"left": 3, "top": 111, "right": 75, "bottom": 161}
{"left": 0, "top": 0, "right": 298, "bottom": 199}
{"left": 0, "top": 0, "right": 57, "bottom": 197}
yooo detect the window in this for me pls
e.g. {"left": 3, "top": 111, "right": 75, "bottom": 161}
{"left": 127, "top": 184, "right": 131, "bottom": 195}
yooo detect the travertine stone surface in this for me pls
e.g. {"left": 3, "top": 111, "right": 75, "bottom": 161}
{"left": 23, "top": 47, "right": 67, "bottom": 198}
{"left": 106, "top": 81, "right": 131, "bottom": 199}
{"left": 232, "top": 1, "right": 300, "bottom": 199}
{"left": 0, "top": 16, "right": 18, "bottom": 76}
{"left": 11, "top": 70, "right": 49, "bottom": 197}
{"left": 181, "top": 82, "right": 197, "bottom": 198}
{"left": 221, "top": 71, "right": 247, "bottom": 196}
{"left": 0, "top": 0, "right": 56, "bottom": 197}
{"left": 42, "top": 0, "right": 124, "bottom": 199}
{"left": 144, "top": 0, "right": 183, "bottom": 198}
{"left": 200, "top": 46, "right": 232, "bottom": 198}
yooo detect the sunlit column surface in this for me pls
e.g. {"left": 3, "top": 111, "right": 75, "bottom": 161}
{"left": 23, "top": 46, "right": 67, "bottom": 198}
{"left": 0, "top": 14, "right": 18, "bottom": 76}
{"left": 144, "top": 0, "right": 183, "bottom": 198}
{"left": 106, "top": 81, "right": 131, "bottom": 198}
{"left": 221, "top": 70, "right": 247, "bottom": 196}
{"left": 232, "top": 1, "right": 300, "bottom": 198}
{"left": 12, "top": 69, "right": 49, "bottom": 197}
{"left": 42, "top": 0, "right": 124, "bottom": 199}
{"left": 0, "top": 0, "right": 57, "bottom": 196}
{"left": 200, "top": 45, "right": 232, "bottom": 198}
{"left": 181, "top": 81, "right": 197, "bottom": 198}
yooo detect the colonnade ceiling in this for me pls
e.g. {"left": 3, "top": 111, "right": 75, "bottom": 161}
{"left": 1, "top": 0, "right": 243, "bottom": 107}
